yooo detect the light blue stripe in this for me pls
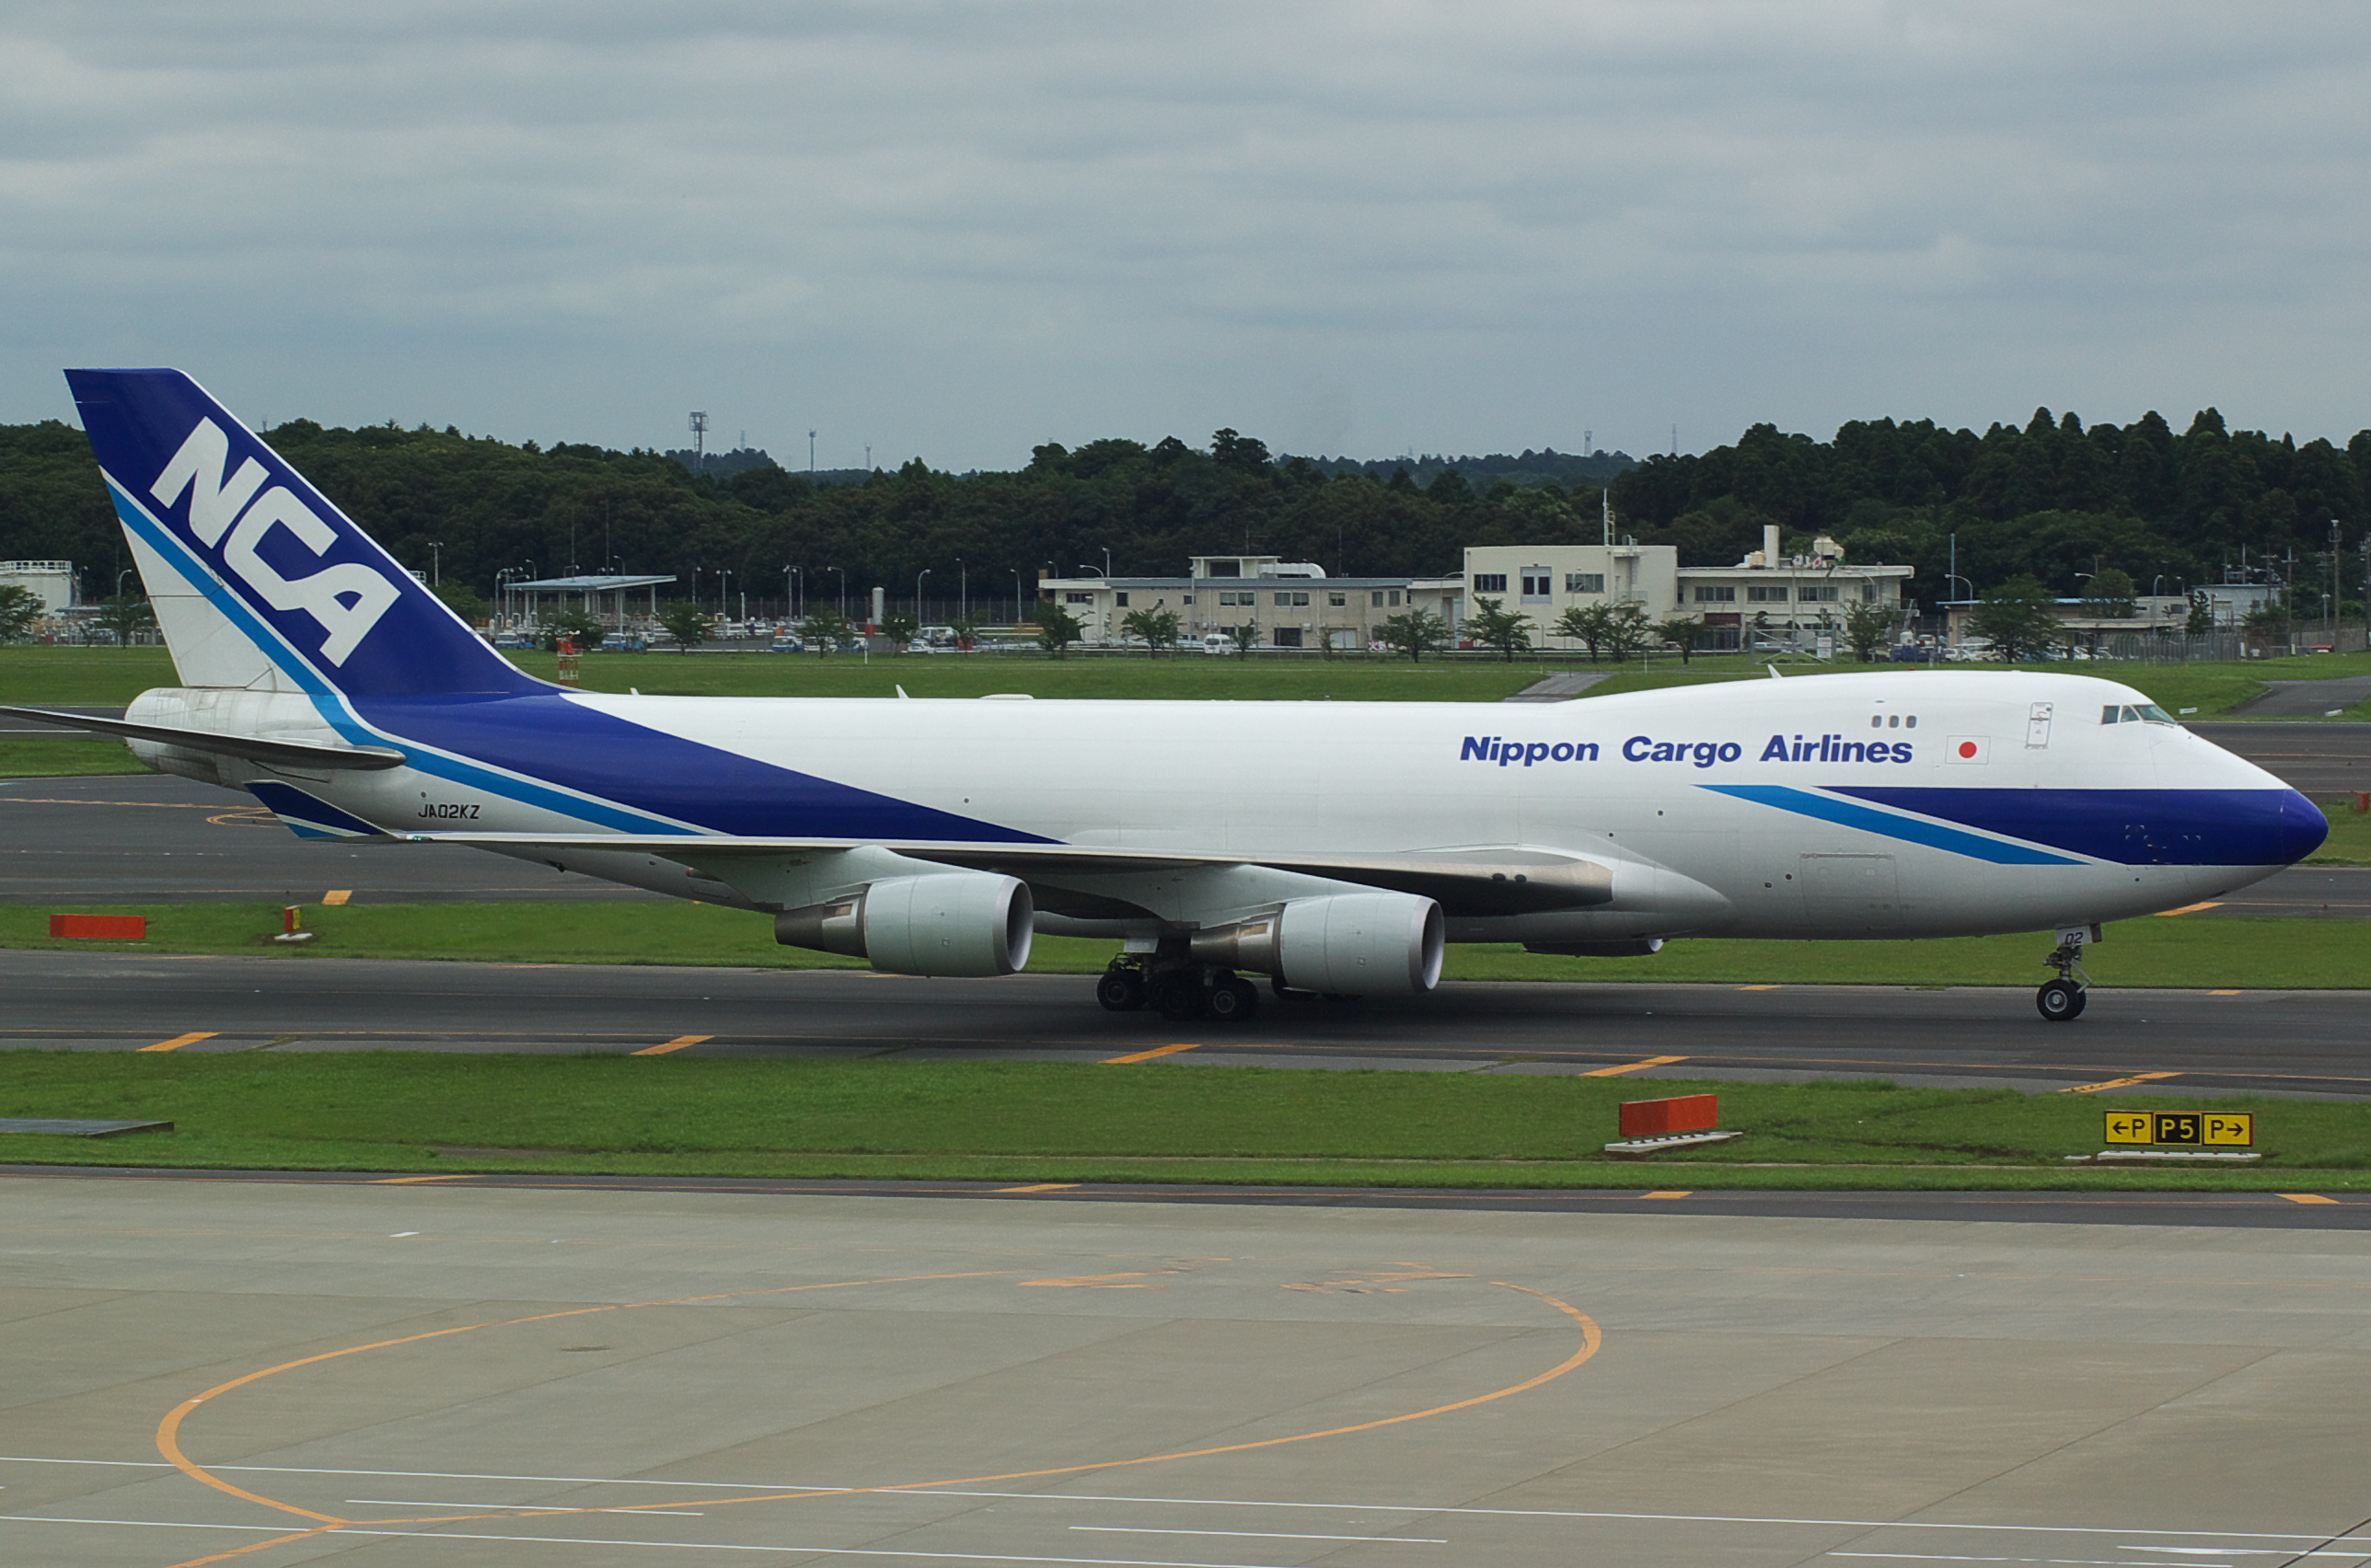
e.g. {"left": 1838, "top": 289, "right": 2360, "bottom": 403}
{"left": 106, "top": 481, "right": 695, "bottom": 837}
{"left": 1703, "top": 784, "right": 2082, "bottom": 865}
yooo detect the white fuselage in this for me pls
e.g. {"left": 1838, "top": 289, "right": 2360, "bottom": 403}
{"left": 129, "top": 668, "right": 2310, "bottom": 947}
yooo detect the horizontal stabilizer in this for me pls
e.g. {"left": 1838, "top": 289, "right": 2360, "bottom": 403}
{"left": 0, "top": 706, "right": 408, "bottom": 772}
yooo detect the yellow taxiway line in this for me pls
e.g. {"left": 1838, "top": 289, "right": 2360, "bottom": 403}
{"left": 139, "top": 1032, "right": 218, "bottom": 1054}
{"left": 2057, "top": 1070, "right": 2182, "bottom": 1094}
{"left": 631, "top": 1035, "right": 712, "bottom": 1056}
{"left": 1583, "top": 1055, "right": 1687, "bottom": 1078}
{"left": 1105, "top": 1043, "right": 1201, "bottom": 1064}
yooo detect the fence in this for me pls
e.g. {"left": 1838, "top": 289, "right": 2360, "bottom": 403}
{"left": 2113, "top": 627, "right": 2368, "bottom": 664}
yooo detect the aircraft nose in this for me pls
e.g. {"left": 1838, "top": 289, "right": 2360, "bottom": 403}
{"left": 2263, "top": 789, "right": 2330, "bottom": 864}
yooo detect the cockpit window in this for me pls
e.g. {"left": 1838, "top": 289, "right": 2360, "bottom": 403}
{"left": 2101, "top": 705, "right": 2122, "bottom": 724}
{"left": 2103, "top": 703, "right": 2176, "bottom": 725}
{"left": 2135, "top": 702, "right": 2175, "bottom": 723}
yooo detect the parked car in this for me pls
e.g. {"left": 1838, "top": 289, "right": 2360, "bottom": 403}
{"left": 766, "top": 636, "right": 805, "bottom": 652}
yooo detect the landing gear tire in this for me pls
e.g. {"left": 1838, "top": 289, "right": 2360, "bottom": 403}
{"left": 2036, "top": 977, "right": 2086, "bottom": 1022}
{"left": 2037, "top": 926, "right": 2095, "bottom": 1023}
{"left": 1096, "top": 970, "right": 1148, "bottom": 1012}
{"left": 1150, "top": 974, "right": 1206, "bottom": 1021}
{"left": 1207, "top": 976, "right": 1260, "bottom": 1023}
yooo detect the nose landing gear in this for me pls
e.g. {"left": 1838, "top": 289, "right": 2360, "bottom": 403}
{"left": 2036, "top": 925, "right": 2099, "bottom": 1022}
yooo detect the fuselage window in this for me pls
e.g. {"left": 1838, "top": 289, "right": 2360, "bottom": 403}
{"left": 1869, "top": 715, "right": 1883, "bottom": 729}
{"left": 1904, "top": 715, "right": 1916, "bottom": 728}
{"left": 1888, "top": 714, "right": 1900, "bottom": 728}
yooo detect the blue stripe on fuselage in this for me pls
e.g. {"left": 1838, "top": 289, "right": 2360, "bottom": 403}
{"left": 357, "top": 694, "right": 1057, "bottom": 843}
{"left": 1703, "top": 784, "right": 2080, "bottom": 864}
{"left": 1833, "top": 786, "right": 2327, "bottom": 867}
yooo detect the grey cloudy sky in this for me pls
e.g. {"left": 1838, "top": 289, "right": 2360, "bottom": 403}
{"left": 6, "top": 1, "right": 2369, "bottom": 468}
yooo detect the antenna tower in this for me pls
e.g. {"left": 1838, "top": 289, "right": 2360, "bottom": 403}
{"left": 688, "top": 411, "right": 708, "bottom": 472}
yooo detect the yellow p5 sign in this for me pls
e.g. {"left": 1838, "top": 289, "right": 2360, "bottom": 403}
{"left": 2105, "top": 1111, "right": 2253, "bottom": 1147}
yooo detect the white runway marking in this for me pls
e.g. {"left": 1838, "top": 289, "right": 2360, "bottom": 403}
{"left": 1072, "top": 1526, "right": 1446, "bottom": 1543}
{"left": 0, "top": 1460, "right": 2344, "bottom": 1544}
{"left": 346, "top": 1497, "right": 704, "bottom": 1515}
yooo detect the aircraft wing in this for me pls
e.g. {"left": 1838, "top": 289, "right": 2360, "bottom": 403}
{"left": 400, "top": 833, "right": 1613, "bottom": 917}
{"left": 0, "top": 706, "right": 409, "bottom": 772}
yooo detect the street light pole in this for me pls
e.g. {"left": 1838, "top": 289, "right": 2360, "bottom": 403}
{"left": 2331, "top": 520, "right": 2343, "bottom": 641}
{"left": 915, "top": 568, "right": 931, "bottom": 630}
{"left": 954, "top": 557, "right": 965, "bottom": 625}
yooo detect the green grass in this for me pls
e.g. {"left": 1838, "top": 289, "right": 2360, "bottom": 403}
{"left": 2309, "top": 802, "right": 2371, "bottom": 866}
{"left": 520, "top": 650, "right": 1546, "bottom": 701}
{"left": 3, "top": 902, "right": 2362, "bottom": 988}
{"left": 0, "top": 739, "right": 145, "bottom": 777}
{"left": 8, "top": 641, "right": 2370, "bottom": 716}
{"left": 0, "top": 1052, "right": 2364, "bottom": 1188}
{"left": 0, "top": 645, "right": 180, "bottom": 705}
{"left": 0, "top": 642, "right": 1550, "bottom": 704}
{"left": 0, "top": 900, "right": 1088, "bottom": 973}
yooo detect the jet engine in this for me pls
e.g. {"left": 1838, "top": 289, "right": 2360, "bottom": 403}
{"left": 1191, "top": 890, "right": 1444, "bottom": 994}
{"left": 775, "top": 871, "right": 1034, "bottom": 977}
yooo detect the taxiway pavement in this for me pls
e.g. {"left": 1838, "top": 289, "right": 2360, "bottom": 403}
{"left": 5, "top": 948, "right": 2365, "bottom": 1097}
{"left": 0, "top": 773, "right": 663, "bottom": 904}
{"left": 5, "top": 1175, "right": 2370, "bottom": 1568}
{"left": 2188, "top": 720, "right": 2371, "bottom": 794}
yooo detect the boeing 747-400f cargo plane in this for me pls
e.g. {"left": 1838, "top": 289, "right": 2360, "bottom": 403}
{"left": 11, "top": 370, "right": 2328, "bottom": 1024}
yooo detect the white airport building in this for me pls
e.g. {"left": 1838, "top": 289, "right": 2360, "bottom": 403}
{"left": 0, "top": 560, "right": 75, "bottom": 613}
{"left": 1035, "top": 556, "right": 1465, "bottom": 651}
{"left": 1036, "top": 528, "right": 1917, "bottom": 653}
{"left": 1461, "top": 525, "right": 1915, "bottom": 652}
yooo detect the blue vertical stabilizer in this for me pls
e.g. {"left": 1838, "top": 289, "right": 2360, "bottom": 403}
{"left": 65, "top": 368, "right": 542, "bottom": 698}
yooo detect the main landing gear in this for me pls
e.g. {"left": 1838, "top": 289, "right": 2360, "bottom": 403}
{"left": 1097, "top": 953, "right": 1261, "bottom": 1023}
{"left": 2036, "top": 926, "right": 2098, "bottom": 1022}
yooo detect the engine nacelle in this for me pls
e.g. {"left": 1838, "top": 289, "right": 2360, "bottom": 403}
{"left": 1192, "top": 890, "right": 1444, "bottom": 994}
{"left": 774, "top": 871, "right": 1034, "bottom": 977}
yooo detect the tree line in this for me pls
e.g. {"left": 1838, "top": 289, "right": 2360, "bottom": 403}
{"left": 2, "top": 404, "right": 2364, "bottom": 622}
{"left": 1618, "top": 408, "right": 2371, "bottom": 615}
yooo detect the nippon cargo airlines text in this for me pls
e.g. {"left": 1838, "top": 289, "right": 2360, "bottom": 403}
{"left": 1460, "top": 734, "right": 1920, "bottom": 767}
